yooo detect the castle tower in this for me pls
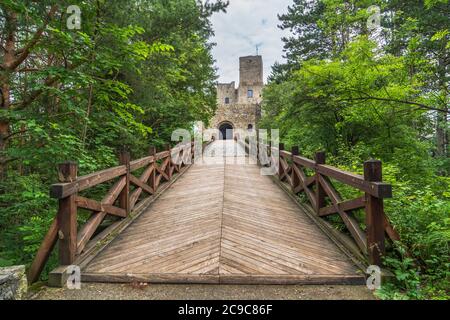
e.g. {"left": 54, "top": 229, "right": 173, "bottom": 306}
{"left": 210, "top": 56, "right": 264, "bottom": 140}
{"left": 239, "top": 56, "right": 263, "bottom": 85}
{"left": 238, "top": 56, "right": 264, "bottom": 105}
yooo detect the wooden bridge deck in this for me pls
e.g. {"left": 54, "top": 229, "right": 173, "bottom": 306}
{"left": 82, "top": 141, "right": 364, "bottom": 284}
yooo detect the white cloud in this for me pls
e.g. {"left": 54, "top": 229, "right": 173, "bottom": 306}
{"left": 210, "top": 0, "right": 292, "bottom": 84}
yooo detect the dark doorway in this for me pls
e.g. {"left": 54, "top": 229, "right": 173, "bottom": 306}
{"left": 219, "top": 123, "right": 233, "bottom": 140}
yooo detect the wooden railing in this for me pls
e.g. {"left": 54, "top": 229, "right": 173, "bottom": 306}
{"left": 28, "top": 141, "right": 204, "bottom": 284}
{"left": 249, "top": 140, "right": 399, "bottom": 266}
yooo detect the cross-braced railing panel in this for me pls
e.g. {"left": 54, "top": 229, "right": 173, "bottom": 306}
{"left": 248, "top": 140, "right": 400, "bottom": 267}
{"left": 28, "top": 140, "right": 204, "bottom": 284}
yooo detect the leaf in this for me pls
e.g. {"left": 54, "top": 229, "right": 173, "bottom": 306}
{"left": 431, "top": 30, "right": 449, "bottom": 42}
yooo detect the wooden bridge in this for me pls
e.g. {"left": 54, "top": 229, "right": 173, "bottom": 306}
{"left": 28, "top": 139, "right": 399, "bottom": 286}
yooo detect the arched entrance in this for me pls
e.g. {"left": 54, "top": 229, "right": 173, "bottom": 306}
{"left": 219, "top": 122, "right": 234, "bottom": 140}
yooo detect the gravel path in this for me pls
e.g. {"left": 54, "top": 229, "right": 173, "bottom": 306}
{"left": 30, "top": 283, "right": 376, "bottom": 300}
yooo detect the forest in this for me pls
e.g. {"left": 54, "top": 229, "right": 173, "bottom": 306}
{"left": 0, "top": 0, "right": 226, "bottom": 285}
{"left": 260, "top": 0, "right": 449, "bottom": 299}
{"left": 0, "top": 0, "right": 449, "bottom": 300}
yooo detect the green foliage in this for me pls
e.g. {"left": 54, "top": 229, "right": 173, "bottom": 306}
{"left": 263, "top": 0, "right": 449, "bottom": 300}
{"left": 0, "top": 174, "right": 56, "bottom": 271}
{"left": 0, "top": 0, "right": 226, "bottom": 280}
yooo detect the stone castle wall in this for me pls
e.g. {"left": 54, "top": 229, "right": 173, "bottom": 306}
{"left": 210, "top": 104, "right": 258, "bottom": 131}
{"left": 210, "top": 55, "right": 264, "bottom": 133}
{"left": 239, "top": 56, "right": 263, "bottom": 85}
{"left": 217, "top": 82, "right": 238, "bottom": 105}
{"left": 237, "top": 56, "right": 263, "bottom": 105}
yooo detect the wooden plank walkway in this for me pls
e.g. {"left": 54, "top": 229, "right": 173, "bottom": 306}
{"left": 83, "top": 141, "right": 364, "bottom": 284}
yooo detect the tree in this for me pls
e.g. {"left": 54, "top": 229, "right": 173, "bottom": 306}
{"left": 278, "top": 0, "right": 331, "bottom": 64}
{"left": 381, "top": 0, "right": 449, "bottom": 158}
{"left": 262, "top": 0, "right": 450, "bottom": 299}
{"left": 0, "top": 0, "right": 228, "bottom": 275}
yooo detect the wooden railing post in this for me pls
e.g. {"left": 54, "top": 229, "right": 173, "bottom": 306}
{"left": 315, "top": 152, "right": 326, "bottom": 214}
{"left": 291, "top": 146, "right": 300, "bottom": 190}
{"left": 364, "top": 159, "right": 386, "bottom": 266}
{"left": 264, "top": 141, "right": 271, "bottom": 168}
{"left": 165, "top": 143, "right": 172, "bottom": 180}
{"left": 119, "top": 149, "right": 131, "bottom": 215}
{"left": 57, "top": 162, "right": 78, "bottom": 265}
{"left": 191, "top": 138, "right": 195, "bottom": 163}
{"left": 278, "top": 143, "right": 285, "bottom": 179}
{"left": 149, "top": 146, "right": 157, "bottom": 192}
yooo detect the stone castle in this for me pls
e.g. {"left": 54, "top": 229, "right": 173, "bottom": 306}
{"left": 209, "top": 56, "right": 264, "bottom": 139}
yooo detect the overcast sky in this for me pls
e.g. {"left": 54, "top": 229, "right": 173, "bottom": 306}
{"left": 210, "top": 0, "right": 292, "bottom": 84}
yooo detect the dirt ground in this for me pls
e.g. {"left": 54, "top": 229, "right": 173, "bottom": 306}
{"left": 29, "top": 283, "right": 376, "bottom": 300}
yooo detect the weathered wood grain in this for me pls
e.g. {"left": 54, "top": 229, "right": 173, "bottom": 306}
{"left": 57, "top": 162, "right": 78, "bottom": 265}
{"left": 27, "top": 218, "right": 58, "bottom": 284}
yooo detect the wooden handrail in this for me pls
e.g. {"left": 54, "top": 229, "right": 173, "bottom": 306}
{"left": 277, "top": 150, "right": 392, "bottom": 198}
{"left": 28, "top": 140, "right": 210, "bottom": 284}
{"left": 50, "top": 165, "right": 127, "bottom": 199}
{"left": 315, "top": 164, "right": 392, "bottom": 198}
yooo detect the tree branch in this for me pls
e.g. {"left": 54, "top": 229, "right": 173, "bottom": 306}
{"left": 8, "top": 5, "right": 58, "bottom": 70}
{"left": 342, "top": 96, "right": 449, "bottom": 114}
{"left": 336, "top": 88, "right": 449, "bottom": 114}
{"left": 17, "top": 67, "right": 40, "bottom": 73}
{"left": 4, "top": 129, "right": 28, "bottom": 141}
{"left": 12, "top": 61, "right": 82, "bottom": 111}
{"left": 0, "top": 157, "right": 19, "bottom": 165}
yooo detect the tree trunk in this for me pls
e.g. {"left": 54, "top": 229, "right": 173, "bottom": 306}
{"left": 82, "top": 84, "right": 94, "bottom": 146}
{"left": 436, "top": 57, "right": 449, "bottom": 159}
{"left": 0, "top": 10, "right": 17, "bottom": 179}
{"left": 436, "top": 111, "right": 449, "bottom": 158}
